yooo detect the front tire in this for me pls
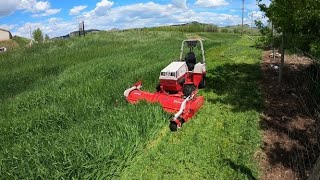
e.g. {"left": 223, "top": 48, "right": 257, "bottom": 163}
{"left": 156, "top": 83, "right": 161, "bottom": 92}
{"left": 198, "top": 75, "right": 206, "bottom": 89}
{"left": 183, "top": 84, "right": 196, "bottom": 97}
{"left": 169, "top": 122, "right": 178, "bottom": 132}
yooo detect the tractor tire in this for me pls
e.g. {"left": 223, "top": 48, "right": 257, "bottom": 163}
{"left": 183, "top": 84, "right": 196, "bottom": 97}
{"left": 169, "top": 122, "right": 178, "bottom": 132}
{"left": 198, "top": 75, "right": 206, "bottom": 89}
{"left": 156, "top": 83, "right": 161, "bottom": 92}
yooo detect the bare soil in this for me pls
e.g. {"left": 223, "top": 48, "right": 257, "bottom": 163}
{"left": 259, "top": 51, "right": 320, "bottom": 180}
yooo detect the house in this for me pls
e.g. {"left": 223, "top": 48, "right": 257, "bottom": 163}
{"left": 0, "top": 29, "right": 12, "bottom": 41}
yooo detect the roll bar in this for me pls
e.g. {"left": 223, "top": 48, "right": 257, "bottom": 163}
{"left": 179, "top": 39, "right": 205, "bottom": 63}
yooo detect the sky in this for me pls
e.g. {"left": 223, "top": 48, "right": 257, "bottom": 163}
{"left": 0, "top": 0, "right": 269, "bottom": 38}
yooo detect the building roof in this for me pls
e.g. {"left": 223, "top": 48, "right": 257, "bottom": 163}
{"left": 0, "top": 28, "right": 11, "bottom": 33}
{"left": 0, "top": 29, "right": 13, "bottom": 39}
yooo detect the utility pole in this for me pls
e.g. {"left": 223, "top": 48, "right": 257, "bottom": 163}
{"left": 241, "top": 0, "right": 245, "bottom": 36}
{"left": 251, "top": 13, "right": 254, "bottom": 29}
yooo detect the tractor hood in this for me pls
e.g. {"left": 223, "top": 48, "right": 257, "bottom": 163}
{"left": 159, "top": 61, "right": 188, "bottom": 80}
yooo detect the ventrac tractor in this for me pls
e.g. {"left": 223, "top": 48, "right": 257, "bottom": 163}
{"left": 124, "top": 39, "right": 206, "bottom": 131}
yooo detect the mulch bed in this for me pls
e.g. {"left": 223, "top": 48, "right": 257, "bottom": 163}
{"left": 258, "top": 51, "right": 320, "bottom": 180}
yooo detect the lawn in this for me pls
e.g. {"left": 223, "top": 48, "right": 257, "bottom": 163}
{"left": 0, "top": 31, "right": 262, "bottom": 179}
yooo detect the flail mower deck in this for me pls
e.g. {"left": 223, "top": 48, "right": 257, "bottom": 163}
{"left": 124, "top": 39, "right": 206, "bottom": 131}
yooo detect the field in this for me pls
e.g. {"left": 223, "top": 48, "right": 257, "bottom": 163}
{"left": 0, "top": 31, "right": 262, "bottom": 179}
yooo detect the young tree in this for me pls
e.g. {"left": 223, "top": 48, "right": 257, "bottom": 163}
{"left": 257, "top": 0, "right": 296, "bottom": 83}
{"left": 44, "top": 34, "right": 50, "bottom": 41}
{"left": 32, "top": 28, "right": 43, "bottom": 43}
{"left": 258, "top": 0, "right": 320, "bottom": 81}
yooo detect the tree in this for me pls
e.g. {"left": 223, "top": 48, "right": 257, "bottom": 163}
{"left": 44, "top": 34, "right": 50, "bottom": 42}
{"left": 257, "top": 0, "right": 298, "bottom": 83}
{"left": 257, "top": 0, "right": 320, "bottom": 68}
{"left": 32, "top": 28, "right": 43, "bottom": 43}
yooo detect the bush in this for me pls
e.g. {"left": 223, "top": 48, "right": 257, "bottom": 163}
{"left": 310, "top": 42, "right": 320, "bottom": 59}
{"left": 221, "top": 29, "right": 229, "bottom": 33}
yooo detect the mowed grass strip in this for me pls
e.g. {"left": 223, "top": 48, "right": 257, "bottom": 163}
{"left": 120, "top": 36, "right": 263, "bottom": 180}
{"left": 0, "top": 31, "right": 240, "bottom": 179}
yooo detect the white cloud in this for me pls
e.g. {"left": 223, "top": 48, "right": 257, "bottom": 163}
{"left": 34, "top": 1, "right": 50, "bottom": 11}
{"left": 19, "top": 0, "right": 49, "bottom": 12}
{"left": 249, "top": 11, "right": 263, "bottom": 19}
{"left": 0, "top": 0, "right": 19, "bottom": 17}
{"left": 10, "top": 1, "right": 265, "bottom": 38}
{"left": 80, "top": 2, "right": 240, "bottom": 30}
{"left": 172, "top": 0, "right": 187, "bottom": 9}
{"left": 14, "top": 20, "right": 77, "bottom": 38}
{"left": 195, "top": 0, "right": 229, "bottom": 8}
{"left": 93, "top": 0, "right": 114, "bottom": 16}
{"left": 32, "top": 8, "right": 61, "bottom": 17}
{"left": 248, "top": 11, "right": 268, "bottom": 26}
{"left": 0, "top": 24, "right": 16, "bottom": 31}
{"left": 69, "top": 5, "right": 87, "bottom": 15}
{"left": 6, "top": 0, "right": 61, "bottom": 17}
{"left": 47, "top": 17, "right": 61, "bottom": 23}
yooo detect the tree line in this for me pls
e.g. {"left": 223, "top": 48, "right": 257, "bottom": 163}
{"left": 257, "top": 0, "right": 320, "bottom": 58}
{"left": 256, "top": 0, "right": 320, "bottom": 83}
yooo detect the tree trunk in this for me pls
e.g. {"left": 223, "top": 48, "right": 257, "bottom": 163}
{"left": 279, "top": 33, "right": 285, "bottom": 83}
{"left": 308, "top": 156, "right": 320, "bottom": 180}
{"left": 272, "top": 23, "right": 275, "bottom": 62}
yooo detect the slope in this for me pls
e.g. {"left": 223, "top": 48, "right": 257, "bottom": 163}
{"left": 120, "top": 34, "right": 263, "bottom": 179}
{"left": 0, "top": 31, "right": 247, "bottom": 179}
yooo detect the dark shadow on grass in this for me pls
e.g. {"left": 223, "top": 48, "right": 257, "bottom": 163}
{"left": 223, "top": 159, "right": 257, "bottom": 180}
{"left": 260, "top": 62, "right": 320, "bottom": 179}
{"left": 205, "top": 63, "right": 262, "bottom": 112}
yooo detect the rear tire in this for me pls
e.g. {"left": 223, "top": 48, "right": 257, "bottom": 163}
{"left": 198, "top": 75, "right": 206, "bottom": 89}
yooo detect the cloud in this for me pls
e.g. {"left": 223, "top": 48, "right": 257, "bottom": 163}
{"left": 4, "top": 0, "right": 61, "bottom": 17}
{"left": 69, "top": 5, "right": 87, "bottom": 15}
{"left": 195, "top": 0, "right": 229, "bottom": 8}
{"left": 0, "top": 0, "right": 19, "bottom": 17}
{"left": 249, "top": 11, "right": 264, "bottom": 19}
{"left": 172, "top": 0, "right": 187, "bottom": 9}
{"left": 14, "top": 20, "right": 77, "bottom": 38}
{"left": 19, "top": 0, "right": 49, "bottom": 12}
{"left": 80, "top": 2, "right": 240, "bottom": 30}
{"left": 0, "top": 24, "right": 16, "bottom": 31}
{"left": 33, "top": 1, "right": 50, "bottom": 11}
{"left": 11, "top": 1, "right": 264, "bottom": 38}
{"left": 248, "top": 11, "right": 268, "bottom": 25}
{"left": 32, "top": 8, "right": 61, "bottom": 17}
{"left": 93, "top": 0, "right": 114, "bottom": 16}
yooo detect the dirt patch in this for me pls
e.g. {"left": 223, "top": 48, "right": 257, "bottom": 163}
{"left": 259, "top": 51, "right": 320, "bottom": 180}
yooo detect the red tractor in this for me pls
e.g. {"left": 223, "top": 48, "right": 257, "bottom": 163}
{"left": 124, "top": 39, "right": 206, "bottom": 131}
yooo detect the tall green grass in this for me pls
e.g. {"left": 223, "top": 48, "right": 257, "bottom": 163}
{"left": 0, "top": 31, "right": 240, "bottom": 178}
{"left": 120, "top": 35, "right": 263, "bottom": 179}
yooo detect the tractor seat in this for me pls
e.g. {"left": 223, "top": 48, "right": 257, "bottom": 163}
{"left": 185, "top": 52, "right": 196, "bottom": 71}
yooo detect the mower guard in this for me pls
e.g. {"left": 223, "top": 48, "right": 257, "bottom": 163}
{"left": 124, "top": 81, "right": 204, "bottom": 127}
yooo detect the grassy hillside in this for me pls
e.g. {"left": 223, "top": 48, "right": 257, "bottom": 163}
{"left": 147, "top": 22, "right": 219, "bottom": 32}
{"left": 220, "top": 25, "right": 260, "bottom": 35}
{"left": 120, "top": 34, "right": 263, "bottom": 179}
{"left": 0, "top": 36, "right": 30, "bottom": 50}
{"left": 0, "top": 31, "right": 262, "bottom": 179}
